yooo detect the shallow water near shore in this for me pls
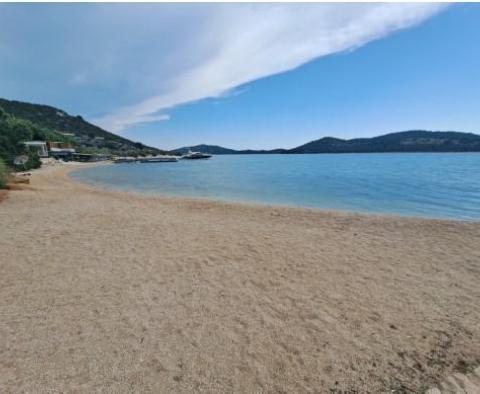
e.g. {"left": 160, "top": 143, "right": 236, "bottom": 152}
{"left": 70, "top": 153, "right": 480, "bottom": 220}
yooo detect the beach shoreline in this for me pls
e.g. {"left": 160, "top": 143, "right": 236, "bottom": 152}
{"left": 67, "top": 153, "right": 480, "bottom": 222}
{"left": 68, "top": 161, "right": 476, "bottom": 223}
{"left": 1, "top": 164, "right": 479, "bottom": 392}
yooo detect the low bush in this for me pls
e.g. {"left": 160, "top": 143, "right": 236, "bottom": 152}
{"left": 0, "top": 107, "right": 43, "bottom": 171}
{"left": 0, "top": 158, "right": 8, "bottom": 189}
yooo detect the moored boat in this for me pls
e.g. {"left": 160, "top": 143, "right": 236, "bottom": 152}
{"left": 138, "top": 155, "right": 178, "bottom": 163}
{"left": 181, "top": 150, "right": 212, "bottom": 159}
{"left": 113, "top": 156, "right": 136, "bottom": 163}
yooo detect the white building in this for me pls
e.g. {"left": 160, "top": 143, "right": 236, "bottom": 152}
{"left": 23, "top": 141, "right": 48, "bottom": 158}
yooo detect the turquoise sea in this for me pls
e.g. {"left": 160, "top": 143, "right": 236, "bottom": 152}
{"left": 70, "top": 153, "right": 480, "bottom": 220}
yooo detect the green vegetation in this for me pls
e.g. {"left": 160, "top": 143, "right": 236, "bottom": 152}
{"left": 0, "top": 107, "right": 66, "bottom": 170}
{"left": 0, "top": 158, "right": 8, "bottom": 189}
{"left": 176, "top": 130, "right": 480, "bottom": 155}
{"left": 289, "top": 130, "right": 480, "bottom": 153}
{"left": 0, "top": 98, "right": 165, "bottom": 156}
{"left": 76, "top": 146, "right": 111, "bottom": 155}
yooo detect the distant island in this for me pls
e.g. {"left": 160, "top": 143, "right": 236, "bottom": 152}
{"left": 174, "top": 130, "right": 480, "bottom": 155}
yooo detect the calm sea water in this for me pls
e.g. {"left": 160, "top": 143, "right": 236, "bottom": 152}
{"left": 70, "top": 153, "right": 480, "bottom": 220}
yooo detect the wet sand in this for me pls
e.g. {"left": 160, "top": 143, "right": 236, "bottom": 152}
{"left": 1, "top": 164, "right": 479, "bottom": 393}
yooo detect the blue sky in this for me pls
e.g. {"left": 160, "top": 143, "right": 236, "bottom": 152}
{"left": 0, "top": 3, "right": 479, "bottom": 149}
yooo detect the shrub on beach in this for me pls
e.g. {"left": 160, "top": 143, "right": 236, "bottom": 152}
{"left": 0, "top": 159, "right": 8, "bottom": 189}
{"left": 0, "top": 107, "right": 43, "bottom": 171}
{"left": 25, "top": 151, "right": 41, "bottom": 170}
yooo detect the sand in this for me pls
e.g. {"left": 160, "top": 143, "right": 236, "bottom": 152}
{"left": 1, "top": 164, "right": 479, "bottom": 393}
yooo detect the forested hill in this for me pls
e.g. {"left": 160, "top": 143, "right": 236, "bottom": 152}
{"left": 0, "top": 98, "right": 162, "bottom": 156}
{"left": 0, "top": 107, "right": 76, "bottom": 170}
{"left": 174, "top": 144, "right": 239, "bottom": 155}
{"left": 175, "top": 130, "right": 480, "bottom": 155}
{"left": 289, "top": 130, "right": 480, "bottom": 153}
{"left": 173, "top": 144, "right": 286, "bottom": 155}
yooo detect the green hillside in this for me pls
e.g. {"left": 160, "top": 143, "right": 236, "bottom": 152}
{"left": 289, "top": 130, "right": 480, "bottom": 153}
{"left": 0, "top": 107, "right": 69, "bottom": 170}
{"left": 173, "top": 144, "right": 238, "bottom": 155}
{"left": 0, "top": 98, "right": 163, "bottom": 156}
{"left": 176, "top": 130, "right": 480, "bottom": 155}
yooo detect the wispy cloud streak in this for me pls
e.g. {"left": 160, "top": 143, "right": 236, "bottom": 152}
{"left": 95, "top": 4, "right": 445, "bottom": 132}
{"left": 1, "top": 3, "right": 444, "bottom": 132}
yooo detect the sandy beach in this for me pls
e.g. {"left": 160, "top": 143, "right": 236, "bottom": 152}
{"left": 1, "top": 164, "right": 479, "bottom": 393}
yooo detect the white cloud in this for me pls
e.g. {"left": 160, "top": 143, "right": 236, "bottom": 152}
{"left": 87, "top": 4, "right": 446, "bottom": 132}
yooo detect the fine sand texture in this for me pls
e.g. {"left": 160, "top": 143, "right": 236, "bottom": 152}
{"left": 1, "top": 164, "right": 479, "bottom": 393}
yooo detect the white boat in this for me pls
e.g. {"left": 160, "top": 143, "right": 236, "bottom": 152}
{"left": 138, "top": 155, "right": 178, "bottom": 163}
{"left": 181, "top": 150, "right": 212, "bottom": 159}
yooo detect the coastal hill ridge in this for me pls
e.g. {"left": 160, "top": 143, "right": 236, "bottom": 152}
{"left": 175, "top": 130, "right": 480, "bottom": 154}
{"left": 1, "top": 97, "right": 479, "bottom": 156}
{"left": 0, "top": 98, "right": 162, "bottom": 156}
